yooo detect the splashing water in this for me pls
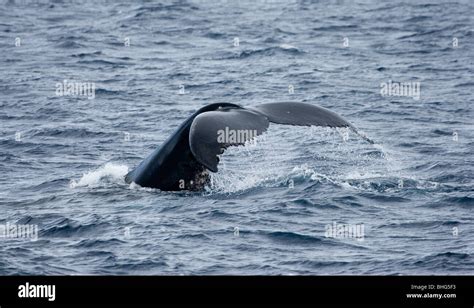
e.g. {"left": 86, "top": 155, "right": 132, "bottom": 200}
{"left": 69, "top": 163, "right": 129, "bottom": 188}
{"left": 207, "top": 125, "right": 387, "bottom": 194}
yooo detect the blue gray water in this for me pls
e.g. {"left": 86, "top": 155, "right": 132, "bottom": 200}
{"left": 0, "top": 0, "right": 473, "bottom": 275}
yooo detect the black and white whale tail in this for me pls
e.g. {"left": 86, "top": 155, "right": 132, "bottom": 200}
{"left": 125, "top": 102, "right": 374, "bottom": 191}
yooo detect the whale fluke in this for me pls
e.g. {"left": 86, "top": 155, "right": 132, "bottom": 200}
{"left": 189, "top": 107, "right": 269, "bottom": 172}
{"left": 250, "top": 102, "right": 352, "bottom": 127}
{"left": 251, "top": 102, "right": 375, "bottom": 144}
{"left": 125, "top": 102, "right": 373, "bottom": 191}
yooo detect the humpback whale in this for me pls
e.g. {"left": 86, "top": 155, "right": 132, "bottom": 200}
{"left": 125, "top": 102, "right": 373, "bottom": 191}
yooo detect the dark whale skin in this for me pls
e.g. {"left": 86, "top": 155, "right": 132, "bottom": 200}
{"left": 125, "top": 103, "right": 241, "bottom": 191}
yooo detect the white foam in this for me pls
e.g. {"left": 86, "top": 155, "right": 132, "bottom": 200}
{"left": 279, "top": 43, "right": 299, "bottom": 50}
{"left": 69, "top": 163, "right": 129, "bottom": 188}
{"left": 344, "top": 170, "right": 384, "bottom": 180}
{"left": 127, "top": 181, "right": 159, "bottom": 193}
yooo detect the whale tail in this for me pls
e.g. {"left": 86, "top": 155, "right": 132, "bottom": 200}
{"left": 126, "top": 102, "right": 375, "bottom": 190}
{"left": 252, "top": 102, "right": 375, "bottom": 144}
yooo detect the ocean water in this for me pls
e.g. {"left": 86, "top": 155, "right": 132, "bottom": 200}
{"left": 0, "top": 0, "right": 473, "bottom": 275}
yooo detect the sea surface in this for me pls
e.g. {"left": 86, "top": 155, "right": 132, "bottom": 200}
{"left": 0, "top": 0, "right": 473, "bottom": 275}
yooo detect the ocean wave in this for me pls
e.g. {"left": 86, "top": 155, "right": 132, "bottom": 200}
{"left": 39, "top": 218, "right": 111, "bottom": 237}
{"left": 29, "top": 127, "right": 109, "bottom": 138}
{"left": 56, "top": 40, "right": 86, "bottom": 49}
{"left": 265, "top": 231, "right": 325, "bottom": 245}
{"left": 237, "top": 44, "right": 304, "bottom": 59}
{"left": 71, "top": 51, "right": 103, "bottom": 58}
{"left": 76, "top": 59, "right": 130, "bottom": 67}
{"left": 72, "top": 238, "right": 126, "bottom": 248}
